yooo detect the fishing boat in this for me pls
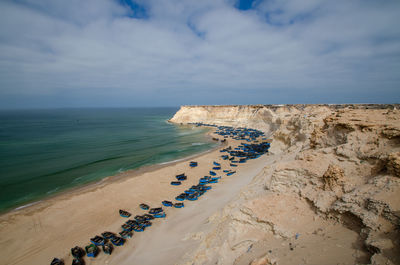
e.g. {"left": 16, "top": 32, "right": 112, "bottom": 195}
{"left": 175, "top": 194, "right": 186, "bottom": 201}
{"left": 51, "top": 258, "right": 64, "bottom": 265}
{"left": 170, "top": 181, "right": 181, "bottom": 186}
{"left": 187, "top": 194, "right": 198, "bottom": 201}
{"left": 85, "top": 244, "right": 99, "bottom": 257}
{"left": 101, "top": 231, "right": 116, "bottom": 239}
{"left": 162, "top": 200, "right": 173, "bottom": 207}
{"left": 209, "top": 171, "right": 216, "bottom": 176}
{"left": 139, "top": 220, "right": 152, "bottom": 227}
{"left": 71, "top": 246, "right": 85, "bottom": 258}
{"left": 119, "top": 209, "right": 131, "bottom": 218}
{"left": 176, "top": 174, "right": 187, "bottom": 181}
{"left": 212, "top": 166, "right": 221, "bottom": 170}
{"left": 90, "top": 236, "right": 105, "bottom": 246}
{"left": 174, "top": 202, "right": 184, "bottom": 208}
{"left": 121, "top": 223, "right": 133, "bottom": 231}
{"left": 132, "top": 225, "right": 145, "bottom": 232}
{"left": 134, "top": 215, "right": 146, "bottom": 222}
{"left": 102, "top": 242, "right": 114, "bottom": 255}
{"left": 119, "top": 230, "right": 133, "bottom": 238}
{"left": 125, "top": 220, "right": 138, "bottom": 226}
{"left": 143, "top": 214, "right": 155, "bottom": 220}
{"left": 189, "top": 161, "right": 198, "bottom": 167}
{"left": 111, "top": 236, "right": 124, "bottom": 246}
{"left": 227, "top": 171, "right": 236, "bottom": 176}
{"left": 213, "top": 161, "right": 221, "bottom": 166}
{"left": 230, "top": 163, "right": 237, "bottom": 167}
{"left": 139, "top": 203, "right": 150, "bottom": 210}
{"left": 149, "top": 207, "right": 163, "bottom": 214}
{"left": 153, "top": 212, "right": 166, "bottom": 218}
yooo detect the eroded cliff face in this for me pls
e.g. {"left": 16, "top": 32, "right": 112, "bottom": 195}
{"left": 171, "top": 105, "right": 400, "bottom": 265}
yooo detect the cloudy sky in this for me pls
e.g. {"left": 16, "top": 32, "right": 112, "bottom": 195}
{"left": 0, "top": 0, "right": 399, "bottom": 108}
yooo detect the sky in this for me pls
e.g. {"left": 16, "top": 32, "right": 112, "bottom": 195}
{"left": 0, "top": 0, "right": 399, "bottom": 108}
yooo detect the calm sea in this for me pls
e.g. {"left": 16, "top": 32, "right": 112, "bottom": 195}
{"left": 0, "top": 108, "right": 216, "bottom": 213}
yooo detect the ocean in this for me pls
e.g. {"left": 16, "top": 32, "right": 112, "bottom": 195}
{"left": 0, "top": 108, "right": 216, "bottom": 213}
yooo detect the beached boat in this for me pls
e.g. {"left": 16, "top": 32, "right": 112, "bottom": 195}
{"left": 132, "top": 225, "right": 145, "bottom": 232}
{"left": 175, "top": 194, "right": 186, "bottom": 201}
{"left": 72, "top": 258, "right": 84, "bottom": 265}
{"left": 102, "top": 242, "right": 114, "bottom": 255}
{"left": 187, "top": 194, "right": 198, "bottom": 201}
{"left": 101, "top": 231, "right": 116, "bottom": 239}
{"left": 134, "top": 215, "right": 146, "bottom": 222}
{"left": 212, "top": 166, "right": 221, "bottom": 170}
{"left": 149, "top": 207, "right": 163, "bottom": 214}
{"left": 119, "top": 209, "right": 131, "bottom": 218}
{"left": 174, "top": 202, "right": 184, "bottom": 208}
{"left": 51, "top": 258, "right": 64, "bottom": 265}
{"left": 189, "top": 161, "right": 198, "bottom": 167}
{"left": 143, "top": 214, "right": 155, "bottom": 220}
{"left": 213, "top": 161, "right": 221, "bottom": 166}
{"left": 176, "top": 173, "right": 187, "bottom": 181}
{"left": 227, "top": 171, "right": 236, "bottom": 176}
{"left": 162, "top": 200, "right": 173, "bottom": 207}
{"left": 139, "top": 203, "right": 149, "bottom": 210}
{"left": 209, "top": 171, "right": 216, "bottom": 176}
{"left": 90, "top": 236, "right": 105, "bottom": 246}
{"left": 71, "top": 246, "right": 85, "bottom": 258}
{"left": 170, "top": 181, "right": 181, "bottom": 186}
{"left": 153, "top": 212, "right": 166, "bottom": 218}
{"left": 125, "top": 219, "right": 138, "bottom": 226}
{"left": 121, "top": 223, "right": 133, "bottom": 231}
{"left": 85, "top": 244, "right": 99, "bottom": 257}
{"left": 230, "top": 163, "right": 237, "bottom": 167}
{"left": 139, "top": 220, "right": 152, "bottom": 227}
{"left": 119, "top": 230, "right": 133, "bottom": 238}
{"left": 110, "top": 236, "right": 124, "bottom": 246}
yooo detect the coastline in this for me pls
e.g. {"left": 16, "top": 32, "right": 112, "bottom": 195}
{"left": 0, "top": 127, "right": 219, "bottom": 216}
{"left": 0, "top": 126, "right": 229, "bottom": 265}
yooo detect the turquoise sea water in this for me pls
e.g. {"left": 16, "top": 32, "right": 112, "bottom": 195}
{"left": 0, "top": 108, "right": 216, "bottom": 213}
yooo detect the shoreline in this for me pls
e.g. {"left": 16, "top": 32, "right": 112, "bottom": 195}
{"left": 0, "top": 127, "right": 220, "bottom": 217}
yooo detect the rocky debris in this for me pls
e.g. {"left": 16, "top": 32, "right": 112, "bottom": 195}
{"left": 386, "top": 152, "right": 400, "bottom": 178}
{"left": 322, "top": 164, "right": 345, "bottom": 191}
{"left": 250, "top": 254, "right": 276, "bottom": 265}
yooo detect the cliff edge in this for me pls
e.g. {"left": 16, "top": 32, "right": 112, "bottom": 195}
{"left": 170, "top": 104, "right": 400, "bottom": 265}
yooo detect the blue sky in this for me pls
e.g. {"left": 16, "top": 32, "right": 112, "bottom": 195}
{"left": 0, "top": 0, "right": 399, "bottom": 108}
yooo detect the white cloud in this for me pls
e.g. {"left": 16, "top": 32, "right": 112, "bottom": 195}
{"left": 0, "top": 0, "right": 399, "bottom": 108}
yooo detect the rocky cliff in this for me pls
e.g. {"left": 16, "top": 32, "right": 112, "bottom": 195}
{"left": 170, "top": 104, "right": 400, "bottom": 265}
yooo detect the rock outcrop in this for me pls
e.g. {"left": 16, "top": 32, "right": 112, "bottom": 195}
{"left": 170, "top": 104, "right": 400, "bottom": 265}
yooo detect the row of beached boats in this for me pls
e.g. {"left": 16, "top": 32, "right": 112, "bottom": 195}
{"left": 50, "top": 125, "right": 270, "bottom": 265}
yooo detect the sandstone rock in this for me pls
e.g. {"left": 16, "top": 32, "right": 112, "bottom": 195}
{"left": 386, "top": 152, "right": 400, "bottom": 178}
{"left": 322, "top": 164, "right": 344, "bottom": 191}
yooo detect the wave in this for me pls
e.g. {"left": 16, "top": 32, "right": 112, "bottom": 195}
{"left": 14, "top": 201, "right": 42, "bottom": 211}
{"left": 192, "top": 142, "right": 205, "bottom": 146}
{"left": 46, "top": 187, "right": 60, "bottom": 194}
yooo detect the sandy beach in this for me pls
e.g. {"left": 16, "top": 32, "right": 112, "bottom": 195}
{"left": 0, "top": 128, "right": 266, "bottom": 265}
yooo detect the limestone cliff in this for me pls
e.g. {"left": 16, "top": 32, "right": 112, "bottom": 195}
{"left": 171, "top": 104, "right": 400, "bottom": 265}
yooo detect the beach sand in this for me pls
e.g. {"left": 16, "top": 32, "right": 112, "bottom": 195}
{"left": 0, "top": 133, "right": 266, "bottom": 265}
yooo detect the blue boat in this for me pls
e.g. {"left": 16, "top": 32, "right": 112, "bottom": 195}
{"left": 119, "top": 230, "right": 132, "bottom": 238}
{"left": 102, "top": 242, "right": 113, "bottom": 255}
{"left": 139, "top": 220, "right": 152, "bottom": 227}
{"left": 230, "top": 164, "right": 237, "bottom": 167}
{"left": 101, "top": 232, "right": 116, "bottom": 239}
{"left": 110, "top": 237, "right": 125, "bottom": 246}
{"left": 85, "top": 244, "right": 99, "bottom": 257}
{"left": 162, "top": 200, "right": 173, "bottom": 207}
{"left": 174, "top": 202, "right": 184, "bottom": 208}
{"left": 171, "top": 181, "right": 181, "bottom": 186}
{"left": 187, "top": 194, "right": 198, "bottom": 201}
{"left": 223, "top": 170, "right": 229, "bottom": 173}
{"left": 212, "top": 166, "right": 221, "bottom": 170}
{"left": 175, "top": 194, "right": 186, "bottom": 201}
{"left": 90, "top": 236, "right": 105, "bottom": 246}
{"left": 213, "top": 161, "right": 221, "bottom": 166}
{"left": 189, "top": 161, "right": 198, "bottom": 167}
{"left": 176, "top": 174, "right": 187, "bottom": 181}
{"left": 227, "top": 171, "right": 236, "bottom": 176}
{"left": 132, "top": 225, "right": 145, "bottom": 232}
{"left": 209, "top": 171, "right": 216, "bottom": 176}
{"left": 121, "top": 224, "right": 133, "bottom": 231}
{"left": 149, "top": 207, "right": 163, "bottom": 214}
{"left": 119, "top": 210, "right": 131, "bottom": 218}
{"left": 153, "top": 212, "right": 166, "bottom": 218}
{"left": 139, "top": 203, "right": 149, "bottom": 210}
